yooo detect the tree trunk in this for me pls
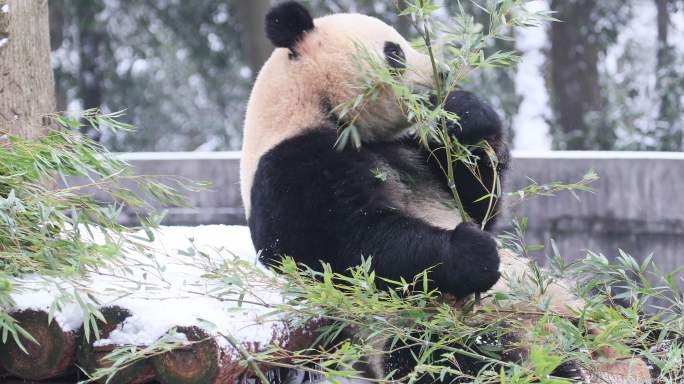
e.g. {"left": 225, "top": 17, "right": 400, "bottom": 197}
{"left": 654, "top": 0, "right": 682, "bottom": 150}
{"left": 75, "top": 0, "right": 106, "bottom": 141}
{"left": 49, "top": 0, "right": 67, "bottom": 112}
{"left": 0, "top": 0, "right": 56, "bottom": 139}
{"left": 237, "top": 0, "right": 273, "bottom": 79}
{"left": 0, "top": 310, "right": 77, "bottom": 380}
{"left": 548, "top": 0, "right": 608, "bottom": 150}
{"left": 655, "top": 0, "right": 669, "bottom": 51}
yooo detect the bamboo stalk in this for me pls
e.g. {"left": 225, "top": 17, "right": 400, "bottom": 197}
{"left": 221, "top": 331, "right": 269, "bottom": 384}
{"left": 417, "top": 0, "right": 470, "bottom": 223}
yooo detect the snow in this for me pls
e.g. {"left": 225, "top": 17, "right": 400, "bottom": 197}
{"left": 239, "top": 66, "right": 252, "bottom": 79}
{"left": 131, "top": 59, "right": 150, "bottom": 76}
{"left": 512, "top": 0, "right": 552, "bottom": 151}
{"left": 212, "top": 10, "right": 228, "bottom": 24}
{"left": 512, "top": 149, "right": 684, "bottom": 160}
{"left": 602, "top": 0, "right": 660, "bottom": 147}
{"left": 67, "top": 99, "right": 83, "bottom": 113}
{"left": 11, "top": 225, "right": 287, "bottom": 351}
{"left": 11, "top": 290, "right": 85, "bottom": 332}
{"left": 115, "top": 151, "right": 241, "bottom": 161}
{"left": 673, "top": 8, "right": 684, "bottom": 53}
{"left": 0, "top": 37, "right": 8, "bottom": 49}
{"left": 207, "top": 33, "right": 224, "bottom": 52}
{"left": 603, "top": 1, "right": 657, "bottom": 78}
{"left": 1, "top": 4, "right": 9, "bottom": 13}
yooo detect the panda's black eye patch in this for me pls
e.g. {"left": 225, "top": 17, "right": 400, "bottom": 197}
{"left": 384, "top": 41, "right": 406, "bottom": 71}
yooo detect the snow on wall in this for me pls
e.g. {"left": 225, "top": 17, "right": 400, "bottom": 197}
{"left": 11, "top": 226, "right": 285, "bottom": 349}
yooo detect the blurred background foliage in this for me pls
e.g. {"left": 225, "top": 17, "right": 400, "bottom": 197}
{"left": 48, "top": 0, "right": 684, "bottom": 152}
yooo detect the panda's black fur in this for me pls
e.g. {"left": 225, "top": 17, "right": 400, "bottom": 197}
{"left": 266, "top": 1, "right": 315, "bottom": 50}
{"left": 250, "top": 90, "right": 509, "bottom": 299}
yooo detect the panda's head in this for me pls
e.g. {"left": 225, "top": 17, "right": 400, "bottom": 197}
{"left": 259, "top": 1, "right": 434, "bottom": 136}
{"left": 241, "top": 1, "right": 436, "bottom": 215}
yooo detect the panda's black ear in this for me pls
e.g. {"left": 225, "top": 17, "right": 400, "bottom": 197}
{"left": 265, "top": 1, "right": 315, "bottom": 50}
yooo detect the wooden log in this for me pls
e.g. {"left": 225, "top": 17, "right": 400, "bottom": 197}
{"left": 582, "top": 358, "right": 653, "bottom": 384}
{"left": 0, "top": 309, "right": 77, "bottom": 380}
{"left": 153, "top": 326, "right": 247, "bottom": 384}
{"left": 76, "top": 306, "right": 156, "bottom": 384}
{"left": 274, "top": 318, "right": 328, "bottom": 355}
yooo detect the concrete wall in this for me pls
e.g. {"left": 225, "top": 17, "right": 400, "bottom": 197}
{"left": 499, "top": 151, "right": 684, "bottom": 270}
{"left": 116, "top": 152, "right": 244, "bottom": 225}
{"left": 112, "top": 151, "right": 684, "bottom": 271}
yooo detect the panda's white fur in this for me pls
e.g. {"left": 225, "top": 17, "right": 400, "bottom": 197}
{"left": 378, "top": 146, "right": 464, "bottom": 230}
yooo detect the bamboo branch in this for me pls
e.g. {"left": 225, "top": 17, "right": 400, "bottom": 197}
{"left": 417, "top": 0, "right": 470, "bottom": 223}
{"left": 220, "top": 331, "right": 269, "bottom": 384}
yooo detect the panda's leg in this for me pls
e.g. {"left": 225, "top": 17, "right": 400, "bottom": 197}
{"left": 427, "top": 90, "right": 510, "bottom": 229}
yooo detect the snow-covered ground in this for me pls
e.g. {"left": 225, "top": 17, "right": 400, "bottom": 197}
{"left": 11, "top": 225, "right": 286, "bottom": 351}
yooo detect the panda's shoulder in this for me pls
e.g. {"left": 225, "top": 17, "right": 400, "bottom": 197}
{"left": 261, "top": 129, "right": 337, "bottom": 162}
{"left": 250, "top": 128, "right": 394, "bottom": 219}
{"left": 254, "top": 128, "right": 377, "bottom": 182}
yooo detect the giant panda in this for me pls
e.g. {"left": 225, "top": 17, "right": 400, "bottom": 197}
{"left": 242, "top": 1, "right": 504, "bottom": 301}
{"left": 240, "top": 2, "right": 651, "bottom": 382}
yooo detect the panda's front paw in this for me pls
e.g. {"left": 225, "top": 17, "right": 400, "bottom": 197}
{"left": 439, "top": 223, "right": 500, "bottom": 298}
{"left": 442, "top": 90, "right": 502, "bottom": 145}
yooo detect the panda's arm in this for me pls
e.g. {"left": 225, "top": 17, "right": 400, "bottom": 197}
{"left": 339, "top": 213, "right": 501, "bottom": 298}
{"left": 427, "top": 91, "right": 510, "bottom": 229}
{"left": 249, "top": 130, "right": 500, "bottom": 298}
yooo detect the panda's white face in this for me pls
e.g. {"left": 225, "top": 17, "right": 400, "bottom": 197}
{"left": 302, "top": 13, "right": 435, "bottom": 140}
{"left": 241, "top": 9, "right": 435, "bottom": 217}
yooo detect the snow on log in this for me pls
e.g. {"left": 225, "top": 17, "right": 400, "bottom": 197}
{"left": 4, "top": 226, "right": 322, "bottom": 381}
{"left": 0, "top": 309, "right": 77, "bottom": 380}
{"left": 11, "top": 226, "right": 280, "bottom": 337}
{"left": 77, "top": 306, "right": 156, "bottom": 384}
